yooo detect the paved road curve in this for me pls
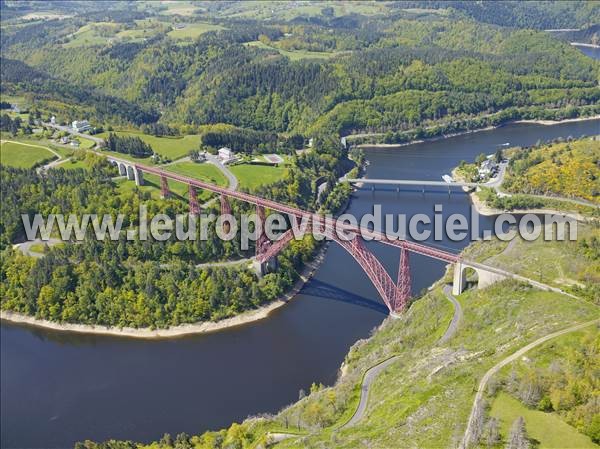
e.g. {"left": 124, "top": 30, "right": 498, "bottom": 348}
{"left": 439, "top": 285, "right": 463, "bottom": 344}
{"left": 205, "top": 153, "right": 238, "bottom": 191}
{"left": 341, "top": 284, "right": 462, "bottom": 429}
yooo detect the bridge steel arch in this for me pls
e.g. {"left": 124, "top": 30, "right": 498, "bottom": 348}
{"left": 130, "top": 163, "right": 470, "bottom": 314}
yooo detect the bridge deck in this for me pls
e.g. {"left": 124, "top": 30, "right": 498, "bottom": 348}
{"left": 346, "top": 178, "right": 480, "bottom": 188}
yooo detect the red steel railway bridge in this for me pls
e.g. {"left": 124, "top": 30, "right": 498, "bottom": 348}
{"left": 109, "top": 158, "right": 553, "bottom": 315}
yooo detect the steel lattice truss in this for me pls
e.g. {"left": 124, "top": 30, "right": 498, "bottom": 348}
{"left": 188, "top": 185, "right": 200, "bottom": 215}
{"left": 136, "top": 164, "right": 463, "bottom": 313}
{"left": 160, "top": 175, "right": 170, "bottom": 199}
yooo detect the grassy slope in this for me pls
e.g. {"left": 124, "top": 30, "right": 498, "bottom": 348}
{"left": 165, "top": 161, "right": 227, "bottom": 187}
{"left": 229, "top": 163, "right": 287, "bottom": 189}
{"left": 503, "top": 137, "right": 600, "bottom": 204}
{"left": 96, "top": 131, "right": 202, "bottom": 160}
{"left": 244, "top": 41, "right": 338, "bottom": 60}
{"left": 275, "top": 286, "right": 598, "bottom": 449}
{"left": 482, "top": 225, "right": 600, "bottom": 301}
{"left": 0, "top": 140, "right": 55, "bottom": 168}
{"left": 131, "top": 224, "right": 599, "bottom": 449}
{"left": 490, "top": 392, "right": 597, "bottom": 448}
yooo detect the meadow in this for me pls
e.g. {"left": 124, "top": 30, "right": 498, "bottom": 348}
{"left": 97, "top": 131, "right": 201, "bottom": 160}
{"left": 0, "top": 140, "right": 56, "bottom": 168}
{"left": 167, "top": 22, "right": 225, "bottom": 40}
{"left": 230, "top": 163, "right": 287, "bottom": 189}
{"left": 165, "top": 161, "right": 228, "bottom": 187}
{"left": 490, "top": 392, "right": 597, "bottom": 448}
{"left": 245, "top": 40, "right": 338, "bottom": 60}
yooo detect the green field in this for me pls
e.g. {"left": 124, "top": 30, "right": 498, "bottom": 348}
{"left": 213, "top": 1, "right": 388, "bottom": 20}
{"left": 99, "top": 148, "right": 153, "bottom": 163}
{"left": 167, "top": 22, "right": 225, "bottom": 40}
{"left": 490, "top": 393, "right": 597, "bottom": 448}
{"left": 165, "top": 161, "right": 228, "bottom": 186}
{"left": 63, "top": 22, "right": 120, "bottom": 48}
{"left": 59, "top": 158, "right": 88, "bottom": 170}
{"left": 245, "top": 40, "right": 339, "bottom": 60}
{"left": 97, "top": 131, "right": 201, "bottom": 160}
{"left": 155, "top": 1, "right": 201, "bottom": 16}
{"left": 230, "top": 163, "right": 286, "bottom": 189}
{"left": 116, "top": 172, "right": 214, "bottom": 203}
{"left": 0, "top": 141, "right": 56, "bottom": 168}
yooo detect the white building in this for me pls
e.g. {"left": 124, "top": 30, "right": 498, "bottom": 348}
{"left": 72, "top": 120, "right": 91, "bottom": 133}
{"left": 218, "top": 147, "right": 234, "bottom": 162}
{"left": 50, "top": 116, "right": 56, "bottom": 125}
{"left": 478, "top": 158, "right": 496, "bottom": 178}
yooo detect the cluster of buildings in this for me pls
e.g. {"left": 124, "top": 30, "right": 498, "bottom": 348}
{"left": 49, "top": 116, "right": 91, "bottom": 133}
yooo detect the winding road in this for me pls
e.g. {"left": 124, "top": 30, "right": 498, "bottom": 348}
{"left": 341, "top": 285, "right": 461, "bottom": 429}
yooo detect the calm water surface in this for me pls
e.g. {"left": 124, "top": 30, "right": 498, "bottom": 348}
{"left": 2, "top": 119, "right": 599, "bottom": 448}
{"left": 573, "top": 43, "right": 600, "bottom": 60}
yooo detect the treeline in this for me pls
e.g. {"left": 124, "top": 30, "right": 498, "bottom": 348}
{"left": 198, "top": 125, "right": 305, "bottom": 154}
{"left": 140, "top": 123, "right": 178, "bottom": 137}
{"left": 201, "top": 127, "right": 278, "bottom": 153}
{"left": 390, "top": 1, "right": 600, "bottom": 30}
{"left": 347, "top": 104, "right": 600, "bottom": 145}
{"left": 5, "top": 13, "right": 599, "bottom": 136}
{"left": 0, "top": 114, "right": 31, "bottom": 134}
{"left": 105, "top": 133, "right": 153, "bottom": 157}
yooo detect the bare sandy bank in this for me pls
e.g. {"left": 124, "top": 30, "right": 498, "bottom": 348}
{"left": 352, "top": 116, "right": 600, "bottom": 149}
{"left": 1, "top": 243, "right": 330, "bottom": 339}
{"left": 570, "top": 42, "right": 600, "bottom": 49}
{"left": 514, "top": 115, "right": 600, "bottom": 126}
{"left": 354, "top": 126, "right": 496, "bottom": 149}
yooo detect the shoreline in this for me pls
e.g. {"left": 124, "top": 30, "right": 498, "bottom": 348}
{"left": 467, "top": 190, "right": 589, "bottom": 221}
{"left": 570, "top": 42, "right": 600, "bottom": 49}
{"left": 0, "top": 243, "right": 330, "bottom": 339}
{"left": 450, "top": 168, "right": 591, "bottom": 221}
{"left": 513, "top": 115, "right": 600, "bottom": 126}
{"left": 352, "top": 115, "right": 600, "bottom": 149}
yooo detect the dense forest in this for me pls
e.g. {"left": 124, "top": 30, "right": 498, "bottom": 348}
{"left": 2, "top": 2, "right": 598, "bottom": 138}
{"left": 0, "top": 164, "right": 319, "bottom": 327}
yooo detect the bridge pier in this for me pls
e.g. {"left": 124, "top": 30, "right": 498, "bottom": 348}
{"left": 252, "top": 257, "right": 278, "bottom": 277}
{"left": 188, "top": 185, "right": 200, "bottom": 215}
{"left": 134, "top": 168, "right": 144, "bottom": 186}
{"left": 160, "top": 175, "right": 169, "bottom": 198}
{"left": 125, "top": 165, "right": 135, "bottom": 181}
{"left": 452, "top": 262, "right": 467, "bottom": 296}
{"left": 118, "top": 162, "right": 127, "bottom": 176}
{"left": 453, "top": 262, "right": 508, "bottom": 295}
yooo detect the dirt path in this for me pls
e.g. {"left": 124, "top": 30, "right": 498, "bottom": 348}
{"left": 459, "top": 318, "right": 600, "bottom": 449}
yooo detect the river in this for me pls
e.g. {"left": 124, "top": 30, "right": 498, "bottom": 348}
{"left": 1, "top": 118, "right": 599, "bottom": 448}
{"left": 572, "top": 43, "right": 600, "bottom": 60}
